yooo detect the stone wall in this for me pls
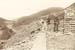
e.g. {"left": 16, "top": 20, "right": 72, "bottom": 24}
{"left": 64, "top": 7, "right": 75, "bottom": 33}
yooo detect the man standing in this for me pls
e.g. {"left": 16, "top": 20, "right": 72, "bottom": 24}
{"left": 54, "top": 17, "right": 59, "bottom": 32}
{"left": 46, "top": 16, "right": 51, "bottom": 25}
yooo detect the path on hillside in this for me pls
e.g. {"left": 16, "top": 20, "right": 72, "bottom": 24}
{"left": 31, "top": 32, "right": 46, "bottom": 50}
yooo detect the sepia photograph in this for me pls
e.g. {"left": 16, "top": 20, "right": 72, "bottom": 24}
{"left": 0, "top": 0, "right": 75, "bottom": 50}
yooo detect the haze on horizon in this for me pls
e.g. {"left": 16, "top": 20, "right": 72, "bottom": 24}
{"left": 0, "top": 0, "right": 75, "bottom": 20}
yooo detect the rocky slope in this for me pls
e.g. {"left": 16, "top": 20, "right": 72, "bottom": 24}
{"left": 0, "top": 18, "right": 15, "bottom": 49}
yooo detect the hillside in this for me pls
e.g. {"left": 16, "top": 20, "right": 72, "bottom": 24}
{"left": 0, "top": 18, "right": 15, "bottom": 49}
{"left": 13, "top": 7, "right": 64, "bottom": 28}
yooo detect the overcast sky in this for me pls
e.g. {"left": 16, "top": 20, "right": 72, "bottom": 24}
{"left": 0, "top": 0, "right": 75, "bottom": 20}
